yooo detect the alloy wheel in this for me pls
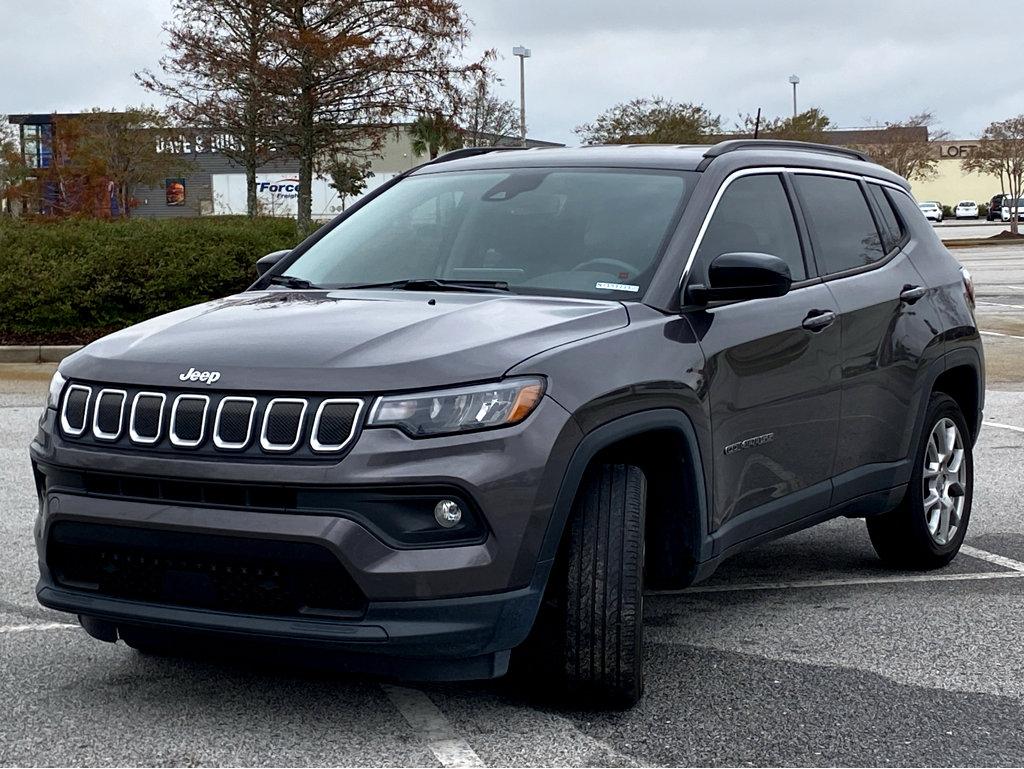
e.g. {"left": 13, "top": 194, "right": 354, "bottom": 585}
{"left": 922, "top": 417, "right": 966, "bottom": 546}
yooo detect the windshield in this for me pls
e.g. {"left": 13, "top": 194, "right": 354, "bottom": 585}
{"left": 920, "top": 203, "right": 938, "bottom": 210}
{"left": 282, "top": 168, "right": 695, "bottom": 299}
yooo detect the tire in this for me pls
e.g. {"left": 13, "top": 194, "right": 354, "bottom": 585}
{"left": 560, "top": 464, "right": 647, "bottom": 708}
{"left": 867, "top": 393, "right": 973, "bottom": 569}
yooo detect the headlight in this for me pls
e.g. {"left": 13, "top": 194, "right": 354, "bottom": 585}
{"left": 46, "top": 370, "right": 66, "bottom": 410}
{"left": 368, "top": 377, "right": 545, "bottom": 437}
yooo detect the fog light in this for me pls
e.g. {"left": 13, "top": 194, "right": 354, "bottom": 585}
{"left": 434, "top": 499, "right": 463, "bottom": 528}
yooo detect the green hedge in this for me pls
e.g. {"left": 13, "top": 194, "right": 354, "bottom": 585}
{"left": 0, "top": 217, "right": 303, "bottom": 341}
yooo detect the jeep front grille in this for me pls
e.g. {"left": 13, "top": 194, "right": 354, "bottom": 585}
{"left": 58, "top": 383, "right": 365, "bottom": 459}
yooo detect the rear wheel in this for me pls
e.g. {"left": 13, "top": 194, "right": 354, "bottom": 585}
{"left": 867, "top": 393, "right": 973, "bottom": 569}
{"left": 558, "top": 463, "right": 647, "bottom": 708}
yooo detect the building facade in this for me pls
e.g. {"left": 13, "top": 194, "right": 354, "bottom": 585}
{"left": 910, "top": 141, "right": 1002, "bottom": 207}
{"left": 7, "top": 114, "right": 561, "bottom": 220}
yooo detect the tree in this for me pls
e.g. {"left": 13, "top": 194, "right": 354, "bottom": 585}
{"left": 851, "top": 112, "right": 948, "bottom": 182}
{"left": 261, "top": 0, "right": 480, "bottom": 233}
{"left": 36, "top": 109, "right": 188, "bottom": 218}
{"left": 325, "top": 156, "right": 373, "bottom": 209}
{"left": 736, "top": 107, "right": 832, "bottom": 142}
{"left": 0, "top": 118, "right": 28, "bottom": 216}
{"left": 575, "top": 97, "right": 722, "bottom": 145}
{"left": 137, "top": 0, "right": 281, "bottom": 217}
{"left": 409, "top": 111, "right": 463, "bottom": 159}
{"left": 460, "top": 68, "right": 519, "bottom": 146}
{"left": 963, "top": 116, "right": 1024, "bottom": 234}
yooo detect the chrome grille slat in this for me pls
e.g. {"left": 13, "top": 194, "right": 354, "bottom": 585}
{"left": 129, "top": 392, "right": 166, "bottom": 445}
{"left": 92, "top": 389, "right": 127, "bottom": 441}
{"left": 60, "top": 385, "right": 92, "bottom": 436}
{"left": 169, "top": 394, "right": 210, "bottom": 448}
{"left": 213, "top": 397, "right": 257, "bottom": 450}
{"left": 260, "top": 398, "right": 308, "bottom": 452}
{"left": 311, "top": 399, "right": 364, "bottom": 452}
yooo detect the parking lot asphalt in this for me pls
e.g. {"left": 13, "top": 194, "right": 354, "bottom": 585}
{"left": 2, "top": 243, "right": 1024, "bottom": 767}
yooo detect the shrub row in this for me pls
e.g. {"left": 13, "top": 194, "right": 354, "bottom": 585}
{"left": 0, "top": 217, "right": 303, "bottom": 342}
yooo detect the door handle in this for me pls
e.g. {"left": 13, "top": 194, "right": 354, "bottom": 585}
{"left": 802, "top": 309, "right": 836, "bottom": 331}
{"left": 900, "top": 285, "right": 927, "bottom": 304}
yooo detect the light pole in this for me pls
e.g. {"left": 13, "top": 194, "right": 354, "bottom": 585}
{"left": 513, "top": 45, "right": 531, "bottom": 144}
{"left": 788, "top": 74, "right": 800, "bottom": 118}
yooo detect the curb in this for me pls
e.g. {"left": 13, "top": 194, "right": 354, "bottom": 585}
{"left": 0, "top": 345, "right": 82, "bottom": 364}
{"left": 944, "top": 239, "right": 1024, "bottom": 248}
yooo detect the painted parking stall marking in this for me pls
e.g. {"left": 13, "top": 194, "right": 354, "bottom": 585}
{"left": 0, "top": 622, "right": 78, "bottom": 634}
{"left": 382, "top": 685, "right": 485, "bottom": 768}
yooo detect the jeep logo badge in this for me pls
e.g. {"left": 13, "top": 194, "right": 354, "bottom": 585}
{"left": 178, "top": 367, "right": 221, "bottom": 385}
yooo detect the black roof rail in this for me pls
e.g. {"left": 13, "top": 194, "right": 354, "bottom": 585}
{"left": 698, "top": 139, "right": 871, "bottom": 170}
{"left": 426, "top": 146, "right": 527, "bottom": 165}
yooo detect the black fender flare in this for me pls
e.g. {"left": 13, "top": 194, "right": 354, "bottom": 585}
{"left": 532, "top": 408, "right": 711, "bottom": 583}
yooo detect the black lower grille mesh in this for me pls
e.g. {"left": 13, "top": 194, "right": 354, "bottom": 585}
{"left": 48, "top": 522, "right": 366, "bottom": 617}
{"left": 132, "top": 395, "right": 163, "bottom": 440}
{"left": 95, "top": 392, "right": 125, "bottom": 436}
{"left": 316, "top": 403, "right": 358, "bottom": 448}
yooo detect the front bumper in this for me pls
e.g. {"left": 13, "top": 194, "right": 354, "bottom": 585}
{"left": 31, "top": 394, "right": 582, "bottom": 675}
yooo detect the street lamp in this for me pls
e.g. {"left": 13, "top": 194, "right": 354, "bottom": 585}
{"left": 513, "top": 45, "right": 531, "bottom": 144}
{"left": 788, "top": 74, "right": 800, "bottom": 118}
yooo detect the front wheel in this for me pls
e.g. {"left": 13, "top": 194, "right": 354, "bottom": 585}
{"left": 559, "top": 464, "right": 647, "bottom": 708}
{"left": 867, "top": 393, "right": 973, "bottom": 569}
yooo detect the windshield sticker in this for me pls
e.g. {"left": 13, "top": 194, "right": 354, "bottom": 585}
{"left": 596, "top": 281, "right": 640, "bottom": 293}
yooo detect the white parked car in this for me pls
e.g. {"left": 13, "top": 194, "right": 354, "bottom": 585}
{"left": 1002, "top": 198, "right": 1024, "bottom": 222}
{"left": 955, "top": 200, "right": 979, "bottom": 219}
{"left": 919, "top": 201, "right": 943, "bottom": 222}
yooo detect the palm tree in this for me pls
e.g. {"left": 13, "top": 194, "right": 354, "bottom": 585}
{"left": 410, "top": 112, "right": 463, "bottom": 159}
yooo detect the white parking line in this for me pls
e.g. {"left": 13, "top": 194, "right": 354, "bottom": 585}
{"left": 0, "top": 622, "right": 77, "bottom": 634}
{"left": 651, "top": 570, "right": 1024, "bottom": 595}
{"left": 961, "top": 545, "right": 1024, "bottom": 572}
{"left": 979, "top": 330, "right": 1024, "bottom": 341}
{"left": 978, "top": 301, "right": 1024, "bottom": 309}
{"left": 382, "top": 685, "right": 485, "bottom": 768}
{"left": 984, "top": 420, "right": 1024, "bottom": 434}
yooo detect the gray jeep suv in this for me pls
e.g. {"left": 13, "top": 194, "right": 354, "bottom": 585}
{"left": 31, "top": 140, "right": 983, "bottom": 707}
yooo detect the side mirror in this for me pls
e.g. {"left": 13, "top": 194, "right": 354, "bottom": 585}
{"left": 686, "top": 252, "right": 792, "bottom": 305}
{"left": 256, "top": 249, "right": 290, "bottom": 277}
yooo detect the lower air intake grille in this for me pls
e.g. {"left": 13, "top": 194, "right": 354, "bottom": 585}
{"left": 47, "top": 522, "right": 366, "bottom": 618}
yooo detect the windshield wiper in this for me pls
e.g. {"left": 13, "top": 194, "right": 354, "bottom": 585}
{"left": 268, "top": 274, "right": 322, "bottom": 290}
{"left": 338, "top": 278, "right": 511, "bottom": 294}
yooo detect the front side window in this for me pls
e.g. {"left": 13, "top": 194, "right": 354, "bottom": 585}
{"left": 283, "top": 168, "right": 695, "bottom": 299}
{"left": 794, "top": 175, "right": 884, "bottom": 274}
{"left": 694, "top": 174, "right": 806, "bottom": 281}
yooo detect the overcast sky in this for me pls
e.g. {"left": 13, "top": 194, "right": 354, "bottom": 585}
{"left": 2, "top": 0, "right": 1017, "bottom": 145}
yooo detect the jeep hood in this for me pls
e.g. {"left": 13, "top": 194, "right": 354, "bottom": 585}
{"left": 63, "top": 290, "right": 629, "bottom": 392}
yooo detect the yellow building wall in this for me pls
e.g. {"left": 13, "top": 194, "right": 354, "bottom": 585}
{"left": 910, "top": 158, "right": 1002, "bottom": 208}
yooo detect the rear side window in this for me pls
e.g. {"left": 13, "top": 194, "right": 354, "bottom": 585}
{"left": 866, "top": 184, "right": 905, "bottom": 253}
{"left": 793, "top": 175, "right": 884, "bottom": 275}
{"left": 695, "top": 174, "right": 806, "bottom": 281}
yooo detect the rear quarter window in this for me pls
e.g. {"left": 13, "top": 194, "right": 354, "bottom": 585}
{"left": 866, "top": 184, "right": 906, "bottom": 253}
